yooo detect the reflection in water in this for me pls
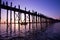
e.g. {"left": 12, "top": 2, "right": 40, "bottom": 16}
{"left": 0, "top": 23, "right": 60, "bottom": 40}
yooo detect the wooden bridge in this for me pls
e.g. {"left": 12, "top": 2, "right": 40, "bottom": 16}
{"left": 0, "top": 0, "right": 60, "bottom": 40}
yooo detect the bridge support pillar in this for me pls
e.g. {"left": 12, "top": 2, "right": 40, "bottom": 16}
{"left": 35, "top": 12, "right": 37, "bottom": 30}
{"left": 37, "top": 16, "right": 39, "bottom": 29}
{"left": 28, "top": 10, "right": 31, "bottom": 32}
{"left": 6, "top": 2, "right": 9, "bottom": 36}
{"left": 18, "top": 5, "right": 20, "bottom": 36}
{"left": 24, "top": 7, "right": 26, "bottom": 36}
{"left": 10, "top": 2, "right": 12, "bottom": 37}
{"left": 32, "top": 15, "right": 34, "bottom": 31}
{"left": 14, "top": 6, "right": 16, "bottom": 36}
{"left": 40, "top": 17, "right": 42, "bottom": 31}
{"left": 0, "top": 0, "right": 1, "bottom": 36}
{"left": 0, "top": 0, "right": 1, "bottom": 24}
{"left": 32, "top": 10, "right": 35, "bottom": 32}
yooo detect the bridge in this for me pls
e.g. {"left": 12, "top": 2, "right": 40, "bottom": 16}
{"left": 0, "top": 0, "right": 60, "bottom": 40}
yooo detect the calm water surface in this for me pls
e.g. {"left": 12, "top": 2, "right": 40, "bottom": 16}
{"left": 0, "top": 23, "right": 60, "bottom": 40}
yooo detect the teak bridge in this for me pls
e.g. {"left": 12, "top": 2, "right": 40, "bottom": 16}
{"left": 0, "top": 0, "right": 60, "bottom": 40}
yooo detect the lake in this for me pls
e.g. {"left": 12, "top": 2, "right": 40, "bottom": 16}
{"left": 0, "top": 22, "right": 60, "bottom": 40}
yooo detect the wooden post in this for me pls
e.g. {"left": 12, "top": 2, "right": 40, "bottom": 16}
{"left": 40, "top": 17, "right": 42, "bottom": 31}
{"left": 6, "top": 1, "right": 8, "bottom": 37}
{"left": 0, "top": 0, "right": 1, "bottom": 36}
{"left": 18, "top": 5, "right": 20, "bottom": 36}
{"left": 32, "top": 14, "right": 35, "bottom": 40}
{"left": 28, "top": 10, "right": 30, "bottom": 33}
{"left": 39, "top": 14, "right": 40, "bottom": 30}
{"left": 32, "top": 10, "right": 34, "bottom": 32}
{"left": 36, "top": 12, "right": 37, "bottom": 30}
{"left": 10, "top": 2, "right": 12, "bottom": 37}
{"left": 39, "top": 15, "right": 41, "bottom": 30}
{"left": 37, "top": 16, "right": 39, "bottom": 23}
{"left": 25, "top": 7, "right": 26, "bottom": 34}
{"left": 14, "top": 6, "right": 16, "bottom": 36}
{"left": 0, "top": 0, "right": 1, "bottom": 24}
{"left": 38, "top": 14, "right": 39, "bottom": 30}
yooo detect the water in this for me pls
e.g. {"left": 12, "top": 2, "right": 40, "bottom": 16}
{"left": 0, "top": 23, "right": 41, "bottom": 37}
{"left": 0, "top": 23, "right": 60, "bottom": 40}
{"left": 35, "top": 23, "right": 60, "bottom": 40}
{"left": 45, "top": 23, "right": 60, "bottom": 40}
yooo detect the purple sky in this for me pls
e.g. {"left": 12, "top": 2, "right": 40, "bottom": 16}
{"left": 1, "top": 0, "right": 60, "bottom": 19}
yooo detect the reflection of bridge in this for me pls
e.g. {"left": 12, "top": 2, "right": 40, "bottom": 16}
{"left": 0, "top": 0, "right": 60, "bottom": 40}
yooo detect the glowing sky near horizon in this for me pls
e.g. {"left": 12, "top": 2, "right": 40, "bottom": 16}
{"left": 1, "top": 0, "right": 60, "bottom": 22}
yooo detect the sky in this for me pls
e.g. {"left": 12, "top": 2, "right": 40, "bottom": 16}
{"left": 1, "top": 0, "right": 60, "bottom": 22}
